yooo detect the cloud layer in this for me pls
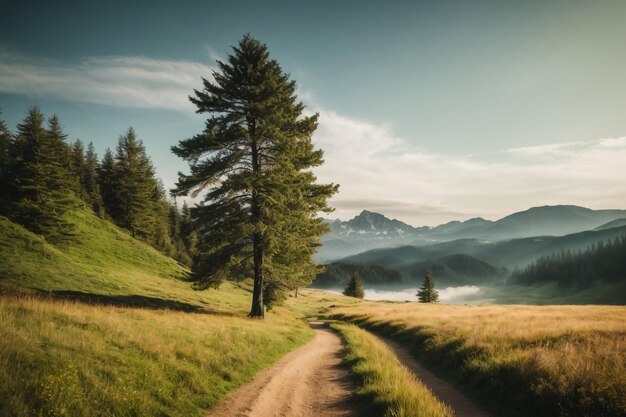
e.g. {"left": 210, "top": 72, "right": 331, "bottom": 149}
{"left": 0, "top": 49, "right": 213, "bottom": 111}
{"left": 312, "top": 109, "right": 626, "bottom": 225}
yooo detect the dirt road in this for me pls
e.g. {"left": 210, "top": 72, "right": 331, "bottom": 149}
{"left": 206, "top": 322, "right": 359, "bottom": 417}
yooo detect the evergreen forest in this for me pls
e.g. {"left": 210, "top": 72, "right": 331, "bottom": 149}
{"left": 0, "top": 107, "right": 196, "bottom": 266}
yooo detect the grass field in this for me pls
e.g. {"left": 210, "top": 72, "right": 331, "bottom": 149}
{"left": 329, "top": 302, "right": 626, "bottom": 417}
{"left": 2, "top": 208, "right": 625, "bottom": 417}
{"left": 332, "top": 323, "right": 453, "bottom": 417}
{"left": 0, "top": 209, "right": 340, "bottom": 417}
{"left": 0, "top": 294, "right": 313, "bottom": 417}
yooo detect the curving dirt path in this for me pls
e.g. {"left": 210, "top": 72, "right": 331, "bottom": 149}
{"left": 380, "top": 336, "right": 490, "bottom": 417}
{"left": 206, "top": 322, "right": 359, "bottom": 417}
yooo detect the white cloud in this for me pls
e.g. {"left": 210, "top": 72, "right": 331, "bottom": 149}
{"left": 0, "top": 49, "right": 214, "bottom": 111}
{"left": 312, "top": 107, "right": 626, "bottom": 225}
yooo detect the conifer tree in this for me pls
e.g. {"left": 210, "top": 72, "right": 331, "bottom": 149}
{"left": 172, "top": 35, "right": 337, "bottom": 317}
{"left": 10, "top": 107, "right": 75, "bottom": 239}
{"left": 83, "top": 142, "right": 105, "bottom": 215}
{"left": 168, "top": 202, "right": 192, "bottom": 266}
{"left": 180, "top": 201, "right": 198, "bottom": 257}
{"left": 98, "top": 148, "right": 117, "bottom": 217}
{"left": 0, "top": 110, "right": 13, "bottom": 215}
{"left": 47, "top": 115, "right": 72, "bottom": 171}
{"left": 110, "top": 128, "right": 156, "bottom": 238}
{"left": 417, "top": 271, "right": 439, "bottom": 303}
{"left": 71, "top": 139, "right": 87, "bottom": 198}
{"left": 343, "top": 272, "right": 364, "bottom": 298}
{"left": 150, "top": 179, "right": 175, "bottom": 255}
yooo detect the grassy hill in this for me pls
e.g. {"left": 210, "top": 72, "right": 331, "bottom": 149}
{"left": 398, "top": 253, "right": 505, "bottom": 286}
{"left": 0, "top": 208, "right": 353, "bottom": 417}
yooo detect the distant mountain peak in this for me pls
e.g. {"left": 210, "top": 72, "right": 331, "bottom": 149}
{"left": 329, "top": 210, "right": 416, "bottom": 239}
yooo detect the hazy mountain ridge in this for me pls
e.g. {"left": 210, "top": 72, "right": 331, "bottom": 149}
{"left": 594, "top": 218, "right": 626, "bottom": 231}
{"left": 317, "top": 205, "right": 626, "bottom": 262}
{"left": 340, "top": 225, "right": 626, "bottom": 270}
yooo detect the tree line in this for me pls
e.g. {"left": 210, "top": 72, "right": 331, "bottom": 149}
{"left": 0, "top": 107, "right": 196, "bottom": 265}
{"left": 511, "top": 236, "right": 626, "bottom": 288}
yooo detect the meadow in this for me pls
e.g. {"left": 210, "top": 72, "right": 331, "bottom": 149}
{"left": 2, "top": 207, "right": 625, "bottom": 417}
{"left": 0, "top": 208, "right": 349, "bottom": 417}
{"left": 329, "top": 302, "right": 626, "bottom": 417}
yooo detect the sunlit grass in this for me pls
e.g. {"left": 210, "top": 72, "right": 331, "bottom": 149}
{"left": 330, "top": 302, "right": 626, "bottom": 417}
{"left": 0, "top": 294, "right": 312, "bottom": 417}
{"left": 332, "top": 323, "right": 454, "bottom": 417}
{"left": 0, "top": 210, "right": 318, "bottom": 416}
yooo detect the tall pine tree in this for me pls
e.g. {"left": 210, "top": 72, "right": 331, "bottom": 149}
{"left": 70, "top": 139, "right": 86, "bottom": 198}
{"left": 111, "top": 128, "right": 157, "bottom": 238}
{"left": 0, "top": 110, "right": 13, "bottom": 215}
{"left": 172, "top": 35, "right": 337, "bottom": 317}
{"left": 98, "top": 148, "right": 117, "bottom": 218}
{"left": 10, "top": 107, "right": 75, "bottom": 239}
{"left": 83, "top": 142, "right": 104, "bottom": 215}
{"left": 180, "top": 201, "right": 197, "bottom": 258}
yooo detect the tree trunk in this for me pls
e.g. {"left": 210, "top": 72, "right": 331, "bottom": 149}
{"left": 295, "top": 287, "right": 298, "bottom": 298}
{"left": 248, "top": 119, "right": 264, "bottom": 318}
{"left": 248, "top": 232, "right": 264, "bottom": 318}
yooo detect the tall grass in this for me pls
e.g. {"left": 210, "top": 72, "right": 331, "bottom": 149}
{"left": 332, "top": 323, "right": 453, "bottom": 417}
{"left": 0, "top": 209, "right": 322, "bottom": 416}
{"left": 330, "top": 303, "right": 626, "bottom": 417}
{"left": 0, "top": 294, "right": 313, "bottom": 417}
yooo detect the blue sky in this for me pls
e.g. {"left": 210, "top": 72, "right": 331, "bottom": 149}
{"left": 1, "top": 0, "right": 626, "bottom": 225}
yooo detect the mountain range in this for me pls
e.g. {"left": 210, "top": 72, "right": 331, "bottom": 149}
{"left": 318, "top": 205, "right": 626, "bottom": 262}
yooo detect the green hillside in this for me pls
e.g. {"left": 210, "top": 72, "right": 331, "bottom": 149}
{"left": 0, "top": 208, "right": 352, "bottom": 417}
{"left": 399, "top": 253, "right": 505, "bottom": 286}
{"left": 0, "top": 208, "right": 252, "bottom": 311}
{"left": 311, "top": 262, "right": 403, "bottom": 287}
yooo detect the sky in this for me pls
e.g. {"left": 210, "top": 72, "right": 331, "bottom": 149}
{"left": 1, "top": 0, "right": 626, "bottom": 226}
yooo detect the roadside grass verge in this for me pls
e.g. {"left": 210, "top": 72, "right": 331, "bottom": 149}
{"left": 330, "top": 303, "right": 626, "bottom": 417}
{"left": 332, "top": 322, "right": 453, "bottom": 417}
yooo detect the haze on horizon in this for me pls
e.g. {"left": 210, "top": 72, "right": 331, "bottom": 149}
{"left": 1, "top": 0, "right": 626, "bottom": 226}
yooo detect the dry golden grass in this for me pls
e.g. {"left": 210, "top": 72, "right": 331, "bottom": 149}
{"left": 332, "top": 323, "right": 454, "bottom": 417}
{"left": 0, "top": 293, "right": 313, "bottom": 417}
{"left": 330, "top": 302, "right": 626, "bottom": 417}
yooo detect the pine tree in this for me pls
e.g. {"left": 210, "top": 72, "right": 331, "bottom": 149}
{"left": 172, "top": 35, "right": 337, "bottom": 317}
{"left": 112, "top": 128, "right": 157, "bottom": 238}
{"left": 70, "top": 139, "right": 87, "bottom": 198}
{"left": 82, "top": 142, "right": 105, "bottom": 215}
{"left": 150, "top": 179, "right": 175, "bottom": 255}
{"left": 0, "top": 110, "right": 14, "bottom": 215}
{"left": 417, "top": 271, "right": 439, "bottom": 303}
{"left": 10, "top": 107, "right": 75, "bottom": 239}
{"left": 46, "top": 115, "right": 72, "bottom": 171}
{"left": 343, "top": 272, "right": 364, "bottom": 298}
{"left": 168, "top": 202, "right": 192, "bottom": 266}
{"left": 180, "top": 201, "right": 198, "bottom": 258}
{"left": 98, "top": 148, "right": 117, "bottom": 217}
